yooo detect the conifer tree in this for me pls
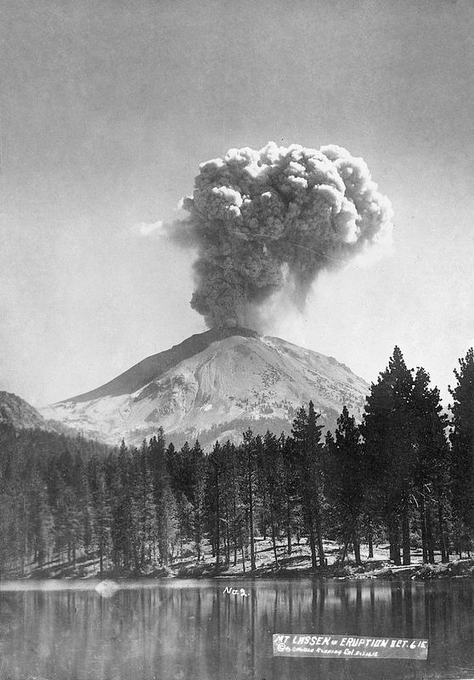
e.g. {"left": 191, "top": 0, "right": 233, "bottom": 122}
{"left": 411, "top": 368, "right": 450, "bottom": 562}
{"left": 133, "top": 442, "right": 158, "bottom": 570}
{"left": 281, "top": 433, "right": 299, "bottom": 555}
{"left": 241, "top": 429, "right": 257, "bottom": 572}
{"left": 29, "top": 470, "right": 54, "bottom": 567}
{"left": 206, "top": 441, "right": 223, "bottom": 566}
{"left": 88, "top": 458, "right": 112, "bottom": 575}
{"left": 291, "top": 402, "right": 325, "bottom": 568}
{"left": 221, "top": 440, "right": 245, "bottom": 567}
{"left": 166, "top": 442, "right": 192, "bottom": 554}
{"left": 110, "top": 441, "right": 135, "bottom": 570}
{"left": 449, "top": 348, "right": 474, "bottom": 542}
{"left": 148, "top": 432, "right": 177, "bottom": 565}
{"left": 325, "top": 407, "right": 365, "bottom": 565}
{"left": 0, "top": 486, "right": 17, "bottom": 576}
{"left": 260, "top": 431, "right": 286, "bottom": 567}
{"left": 362, "top": 347, "right": 415, "bottom": 565}
{"left": 189, "top": 441, "right": 207, "bottom": 561}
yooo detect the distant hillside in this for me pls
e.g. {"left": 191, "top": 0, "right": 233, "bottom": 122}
{"left": 0, "top": 390, "right": 103, "bottom": 441}
{"left": 0, "top": 391, "right": 46, "bottom": 430}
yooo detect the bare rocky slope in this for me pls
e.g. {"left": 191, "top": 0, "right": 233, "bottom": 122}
{"left": 41, "top": 328, "right": 370, "bottom": 448}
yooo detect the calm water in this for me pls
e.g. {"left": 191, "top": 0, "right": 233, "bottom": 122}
{"left": 0, "top": 578, "right": 473, "bottom": 680}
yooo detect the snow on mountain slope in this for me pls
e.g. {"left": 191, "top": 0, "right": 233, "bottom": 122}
{"left": 41, "top": 329, "right": 369, "bottom": 447}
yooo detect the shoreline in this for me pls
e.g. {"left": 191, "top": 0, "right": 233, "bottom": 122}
{"left": 9, "top": 556, "right": 474, "bottom": 582}
{"left": 167, "top": 558, "right": 474, "bottom": 581}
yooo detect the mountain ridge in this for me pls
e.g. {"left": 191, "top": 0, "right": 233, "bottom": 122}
{"left": 42, "top": 328, "right": 370, "bottom": 448}
{"left": 0, "top": 390, "right": 47, "bottom": 430}
{"left": 68, "top": 327, "right": 258, "bottom": 403}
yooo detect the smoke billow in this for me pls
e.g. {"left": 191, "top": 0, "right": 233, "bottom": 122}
{"left": 176, "top": 142, "right": 393, "bottom": 330}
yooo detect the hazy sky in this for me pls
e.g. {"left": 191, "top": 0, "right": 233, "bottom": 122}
{"left": 1, "top": 0, "right": 474, "bottom": 406}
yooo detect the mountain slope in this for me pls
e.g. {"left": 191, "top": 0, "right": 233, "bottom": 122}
{"left": 41, "top": 329, "right": 369, "bottom": 447}
{"left": 0, "top": 391, "right": 47, "bottom": 430}
{"left": 69, "top": 327, "right": 259, "bottom": 403}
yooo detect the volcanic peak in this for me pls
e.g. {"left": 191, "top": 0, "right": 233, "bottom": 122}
{"left": 68, "top": 326, "right": 259, "bottom": 404}
{"left": 43, "top": 328, "right": 369, "bottom": 447}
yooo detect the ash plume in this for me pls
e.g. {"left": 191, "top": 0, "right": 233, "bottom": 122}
{"left": 176, "top": 142, "right": 393, "bottom": 330}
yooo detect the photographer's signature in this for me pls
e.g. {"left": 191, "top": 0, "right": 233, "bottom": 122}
{"left": 223, "top": 586, "right": 249, "bottom": 597}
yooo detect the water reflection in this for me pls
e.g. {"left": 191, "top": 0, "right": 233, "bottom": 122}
{"left": 0, "top": 579, "right": 473, "bottom": 680}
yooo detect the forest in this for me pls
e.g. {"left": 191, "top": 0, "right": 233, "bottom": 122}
{"left": 0, "top": 346, "right": 473, "bottom": 578}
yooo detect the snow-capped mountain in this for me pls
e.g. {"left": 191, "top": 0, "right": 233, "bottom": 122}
{"left": 41, "top": 327, "right": 369, "bottom": 448}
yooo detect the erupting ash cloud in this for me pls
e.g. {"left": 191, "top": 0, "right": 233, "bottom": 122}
{"left": 176, "top": 142, "right": 393, "bottom": 330}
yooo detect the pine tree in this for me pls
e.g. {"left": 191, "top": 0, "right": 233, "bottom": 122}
{"left": 281, "top": 433, "right": 300, "bottom": 555}
{"left": 88, "top": 458, "right": 112, "bottom": 576}
{"left": 167, "top": 441, "right": 194, "bottom": 551}
{"left": 259, "top": 431, "right": 286, "bottom": 567}
{"left": 411, "top": 368, "right": 450, "bottom": 563}
{"left": 148, "top": 432, "right": 178, "bottom": 566}
{"left": 325, "top": 407, "right": 365, "bottom": 565}
{"left": 362, "top": 347, "right": 415, "bottom": 565}
{"left": 0, "top": 486, "right": 17, "bottom": 576}
{"left": 221, "top": 440, "right": 245, "bottom": 568}
{"left": 110, "top": 441, "right": 135, "bottom": 570}
{"left": 206, "top": 441, "right": 222, "bottom": 566}
{"left": 291, "top": 402, "right": 325, "bottom": 568}
{"left": 242, "top": 429, "right": 257, "bottom": 572}
{"left": 189, "top": 441, "right": 207, "bottom": 562}
{"left": 29, "top": 469, "right": 54, "bottom": 567}
{"left": 449, "top": 348, "right": 474, "bottom": 545}
{"left": 133, "top": 442, "right": 158, "bottom": 570}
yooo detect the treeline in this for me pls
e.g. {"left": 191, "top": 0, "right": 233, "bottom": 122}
{"left": 0, "top": 346, "right": 473, "bottom": 577}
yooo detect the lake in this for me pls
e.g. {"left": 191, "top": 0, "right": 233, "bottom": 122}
{"left": 0, "top": 578, "right": 473, "bottom": 680}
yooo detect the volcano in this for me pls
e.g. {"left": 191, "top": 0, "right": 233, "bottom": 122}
{"left": 41, "top": 328, "right": 369, "bottom": 448}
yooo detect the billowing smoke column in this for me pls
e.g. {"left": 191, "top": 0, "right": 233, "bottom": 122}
{"left": 178, "top": 142, "right": 393, "bottom": 329}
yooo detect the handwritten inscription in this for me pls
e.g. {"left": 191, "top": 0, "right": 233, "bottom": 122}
{"left": 223, "top": 586, "right": 249, "bottom": 597}
{"left": 273, "top": 634, "right": 428, "bottom": 660}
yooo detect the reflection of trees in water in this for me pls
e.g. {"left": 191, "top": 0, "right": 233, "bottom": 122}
{"left": 1, "top": 581, "right": 474, "bottom": 680}
{"left": 424, "top": 583, "right": 474, "bottom": 675}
